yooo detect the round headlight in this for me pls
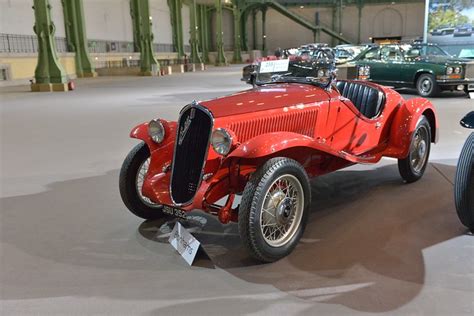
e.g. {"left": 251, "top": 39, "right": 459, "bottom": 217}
{"left": 358, "top": 66, "right": 365, "bottom": 76}
{"left": 454, "top": 67, "right": 462, "bottom": 74}
{"left": 446, "top": 67, "right": 453, "bottom": 75}
{"left": 211, "top": 128, "right": 232, "bottom": 156}
{"left": 148, "top": 119, "right": 165, "bottom": 144}
{"left": 364, "top": 66, "right": 370, "bottom": 76}
{"left": 318, "top": 69, "right": 325, "bottom": 77}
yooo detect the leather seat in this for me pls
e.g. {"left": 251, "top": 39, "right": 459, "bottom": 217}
{"left": 335, "top": 81, "right": 385, "bottom": 119}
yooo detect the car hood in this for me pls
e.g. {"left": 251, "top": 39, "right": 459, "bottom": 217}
{"left": 199, "top": 83, "right": 330, "bottom": 118}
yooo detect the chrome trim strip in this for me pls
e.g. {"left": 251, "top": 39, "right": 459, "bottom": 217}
{"left": 169, "top": 100, "right": 214, "bottom": 207}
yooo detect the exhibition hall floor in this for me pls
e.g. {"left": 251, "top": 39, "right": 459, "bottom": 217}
{"left": 1, "top": 66, "right": 473, "bottom": 315}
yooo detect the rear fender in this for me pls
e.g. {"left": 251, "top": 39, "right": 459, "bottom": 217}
{"left": 385, "top": 98, "right": 438, "bottom": 158}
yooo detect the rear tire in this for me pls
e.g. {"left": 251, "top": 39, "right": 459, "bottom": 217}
{"left": 398, "top": 116, "right": 431, "bottom": 183}
{"left": 416, "top": 74, "right": 440, "bottom": 97}
{"left": 119, "top": 142, "right": 165, "bottom": 220}
{"left": 238, "top": 158, "right": 311, "bottom": 262}
{"left": 454, "top": 133, "right": 474, "bottom": 232}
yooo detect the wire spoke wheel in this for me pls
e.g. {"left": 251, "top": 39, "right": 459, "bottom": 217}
{"left": 259, "top": 175, "right": 304, "bottom": 247}
{"left": 135, "top": 158, "right": 158, "bottom": 207}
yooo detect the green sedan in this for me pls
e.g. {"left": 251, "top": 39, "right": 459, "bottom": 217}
{"left": 352, "top": 43, "right": 474, "bottom": 97}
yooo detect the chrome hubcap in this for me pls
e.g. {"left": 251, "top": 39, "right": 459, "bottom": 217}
{"left": 410, "top": 127, "right": 429, "bottom": 173}
{"left": 420, "top": 79, "right": 432, "bottom": 94}
{"left": 260, "top": 175, "right": 304, "bottom": 247}
{"left": 136, "top": 158, "right": 158, "bottom": 207}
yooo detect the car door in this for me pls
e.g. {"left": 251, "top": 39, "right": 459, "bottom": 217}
{"left": 378, "top": 46, "right": 404, "bottom": 84}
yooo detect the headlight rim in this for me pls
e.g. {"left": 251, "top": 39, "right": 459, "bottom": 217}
{"left": 446, "top": 66, "right": 454, "bottom": 75}
{"left": 454, "top": 66, "right": 462, "bottom": 74}
{"left": 148, "top": 119, "right": 166, "bottom": 144}
{"left": 211, "top": 128, "right": 234, "bottom": 156}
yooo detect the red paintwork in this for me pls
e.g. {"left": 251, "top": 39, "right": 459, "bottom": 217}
{"left": 131, "top": 81, "right": 438, "bottom": 223}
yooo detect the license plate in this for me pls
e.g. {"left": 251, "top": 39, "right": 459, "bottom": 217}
{"left": 163, "top": 205, "right": 187, "bottom": 219}
{"left": 468, "top": 84, "right": 474, "bottom": 90}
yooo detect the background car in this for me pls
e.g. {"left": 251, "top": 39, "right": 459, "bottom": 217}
{"left": 352, "top": 43, "right": 474, "bottom": 97}
{"left": 454, "top": 24, "right": 473, "bottom": 37}
{"left": 430, "top": 24, "right": 455, "bottom": 36}
{"left": 454, "top": 112, "right": 474, "bottom": 233}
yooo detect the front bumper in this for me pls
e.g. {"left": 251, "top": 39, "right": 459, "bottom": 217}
{"left": 436, "top": 79, "right": 474, "bottom": 91}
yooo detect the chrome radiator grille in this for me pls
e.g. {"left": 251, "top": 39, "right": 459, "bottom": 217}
{"left": 170, "top": 105, "right": 213, "bottom": 205}
{"left": 466, "top": 63, "right": 474, "bottom": 80}
{"left": 228, "top": 109, "right": 319, "bottom": 143}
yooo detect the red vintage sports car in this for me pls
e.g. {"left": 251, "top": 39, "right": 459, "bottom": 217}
{"left": 120, "top": 58, "right": 438, "bottom": 262}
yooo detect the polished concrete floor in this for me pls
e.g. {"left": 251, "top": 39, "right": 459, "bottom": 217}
{"left": 1, "top": 65, "right": 473, "bottom": 315}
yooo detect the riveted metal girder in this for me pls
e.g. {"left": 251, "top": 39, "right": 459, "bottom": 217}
{"left": 32, "top": 0, "right": 68, "bottom": 85}
{"left": 62, "top": 0, "right": 96, "bottom": 77}
{"left": 130, "top": 0, "right": 159, "bottom": 75}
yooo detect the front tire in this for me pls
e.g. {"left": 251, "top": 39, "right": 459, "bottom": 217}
{"left": 454, "top": 133, "right": 474, "bottom": 232}
{"left": 119, "top": 142, "right": 165, "bottom": 220}
{"left": 238, "top": 158, "right": 311, "bottom": 262}
{"left": 416, "top": 74, "right": 440, "bottom": 97}
{"left": 398, "top": 116, "right": 431, "bottom": 183}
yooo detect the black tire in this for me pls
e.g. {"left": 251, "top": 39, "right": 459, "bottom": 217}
{"left": 119, "top": 142, "right": 165, "bottom": 220}
{"left": 416, "top": 73, "right": 440, "bottom": 97}
{"left": 238, "top": 157, "right": 311, "bottom": 262}
{"left": 454, "top": 133, "right": 474, "bottom": 232}
{"left": 398, "top": 116, "right": 431, "bottom": 183}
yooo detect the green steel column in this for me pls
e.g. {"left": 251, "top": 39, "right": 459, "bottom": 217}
{"left": 131, "top": 0, "right": 159, "bottom": 76}
{"left": 63, "top": 0, "right": 96, "bottom": 77}
{"left": 331, "top": 5, "right": 337, "bottom": 47}
{"left": 261, "top": 6, "right": 267, "bottom": 55}
{"left": 214, "top": 0, "right": 226, "bottom": 66}
{"left": 168, "top": 0, "right": 184, "bottom": 57}
{"left": 199, "top": 5, "right": 209, "bottom": 63}
{"left": 32, "top": 0, "right": 68, "bottom": 91}
{"left": 240, "top": 9, "right": 248, "bottom": 52}
{"left": 189, "top": 0, "right": 201, "bottom": 63}
{"left": 232, "top": 2, "right": 242, "bottom": 63}
{"left": 252, "top": 9, "right": 257, "bottom": 50}
{"left": 338, "top": 0, "right": 343, "bottom": 46}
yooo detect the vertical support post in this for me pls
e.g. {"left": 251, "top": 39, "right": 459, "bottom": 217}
{"left": 189, "top": 0, "right": 201, "bottom": 64}
{"left": 261, "top": 6, "right": 267, "bottom": 56}
{"left": 338, "top": 0, "right": 343, "bottom": 46}
{"left": 314, "top": 11, "right": 321, "bottom": 43}
{"left": 131, "top": 0, "right": 159, "bottom": 76}
{"left": 232, "top": 2, "right": 242, "bottom": 63}
{"left": 168, "top": 0, "right": 185, "bottom": 57}
{"left": 357, "top": 0, "right": 363, "bottom": 44}
{"left": 199, "top": 5, "right": 209, "bottom": 63}
{"left": 252, "top": 9, "right": 257, "bottom": 50}
{"left": 240, "top": 9, "right": 248, "bottom": 52}
{"left": 63, "top": 0, "right": 96, "bottom": 77}
{"left": 32, "top": 0, "right": 68, "bottom": 92}
{"left": 214, "top": 0, "right": 227, "bottom": 66}
{"left": 331, "top": 4, "right": 337, "bottom": 47}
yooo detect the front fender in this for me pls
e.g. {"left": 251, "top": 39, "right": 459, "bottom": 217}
{"left": 130, "top": 120, "right": 177, "bottom": 152}
{"left": 386, "top": 97, "right": 438, "bottom": 158}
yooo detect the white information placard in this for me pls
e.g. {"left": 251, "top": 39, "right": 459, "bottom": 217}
{"left": 469, "top": 92, "right": 474, "bottom": 99}
{"left": 169, "top": 222, "right": 201, "bottom": 265}
{"left": 259, "top": 59, "right": 290, "bottom": 74}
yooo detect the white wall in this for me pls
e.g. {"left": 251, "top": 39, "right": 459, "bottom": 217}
{"left": 150, "top": 0, "right": 173, "bottom": 44}
{"left": 83, "top": 0, "right": 133, "bottom": 42}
